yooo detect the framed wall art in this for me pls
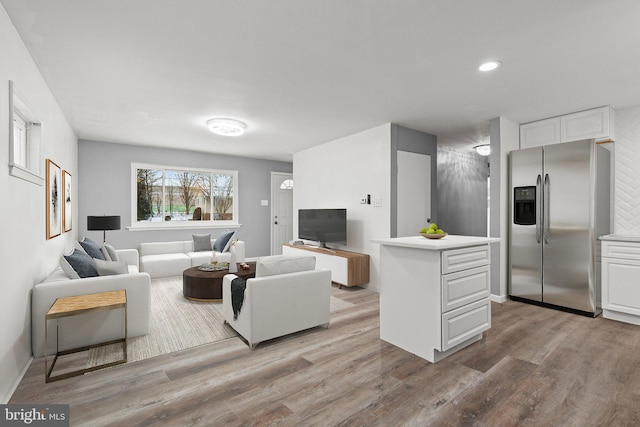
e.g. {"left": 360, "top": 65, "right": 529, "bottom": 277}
{"left": 46, "top": 159, "right": 61, "bottom": 239}
{"left": 63, "top": 169, "right": 72, "bottom": 232}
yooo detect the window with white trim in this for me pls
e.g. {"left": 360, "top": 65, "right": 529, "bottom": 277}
{"left": 9, "top": 81, "right": 43, "bottom": 185}
{"left": 132, "top": 163, "right": 239, "bottom": 228}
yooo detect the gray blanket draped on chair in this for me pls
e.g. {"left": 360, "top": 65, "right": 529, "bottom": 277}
{"left": 231, "top": 277, "right": 247, "bottom": 320}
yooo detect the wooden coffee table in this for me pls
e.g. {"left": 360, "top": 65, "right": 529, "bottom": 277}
{"left": 183, "top": 262, "right": 256, "bottom": 302}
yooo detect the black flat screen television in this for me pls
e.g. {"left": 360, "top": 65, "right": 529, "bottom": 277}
{"left": 298, "top": 208, "right": 347, "bottom": 247}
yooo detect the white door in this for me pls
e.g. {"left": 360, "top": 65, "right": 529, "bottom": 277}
{"left": 271, "top": 172, "right": 294, "bottom": 255}
{"left": 397, "top": 151, "right": 431, "bottom": 237}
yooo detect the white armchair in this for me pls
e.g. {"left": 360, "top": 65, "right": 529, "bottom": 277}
{"left": 222, "top": 255, "right": 331, "bottom": 349}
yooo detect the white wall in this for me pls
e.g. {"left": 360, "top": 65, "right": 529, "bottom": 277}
{"left": 0, "top": 5, "right": 77, "bottom": 402}
{"left": 489, "top": 117, "right": 519, "bottom": 300}
{"left": 293, "top": 124, "right": 391, "bottom": 291}
{"left": 612, "top": 105, "right": 640, "bottom": 235}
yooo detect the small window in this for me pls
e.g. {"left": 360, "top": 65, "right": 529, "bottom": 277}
{"left": 280, "top": 179, "right": 293, "bottom": 190}
{"left": 9, "top": 81, "right": 43, "bottom": 185}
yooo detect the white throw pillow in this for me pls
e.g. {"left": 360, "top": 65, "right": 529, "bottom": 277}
{"left": 101, "top": 243, "right": 119, "bottom": 262}
{"left": 94, "top": 258, "right": 129, "bottom": 276}
{"left": 255, "top": 255, "right": 316, "bottom": 278}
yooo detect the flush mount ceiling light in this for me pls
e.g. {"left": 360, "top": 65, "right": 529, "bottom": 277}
{"left": 478, "top": 60, "right": 502, "bottom": 72}
{"left": 474, "top": 144, "right": 491, "bottom": 156}
{"left": 206, "top": 118, "right": 247, "bottom": 136}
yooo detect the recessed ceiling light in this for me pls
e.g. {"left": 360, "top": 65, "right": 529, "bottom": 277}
{"left": 478, "top": 60, "right": 502, "bottom": 72}
{"left": 474, "top": 144, "right": 491, "bottom": 156}
{"left": 206, "top": 118, "right": 247, "bottom": 136}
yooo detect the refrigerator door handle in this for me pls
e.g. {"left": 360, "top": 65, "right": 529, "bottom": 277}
{"left": 536, "top": 174, "right": 542, "bottom": 243}
{"left": 544, "top": 173, "right": 550, "bottom": 244}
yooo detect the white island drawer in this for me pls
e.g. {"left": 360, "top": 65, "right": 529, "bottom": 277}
{"left": 441, "top": 245, "right": 490, "bottom": 274}
{"left": 442, "top": 265, "right": 490, "bottom": 312}
{"left": 441, "top": 298, "right": 491, "bottom": 351}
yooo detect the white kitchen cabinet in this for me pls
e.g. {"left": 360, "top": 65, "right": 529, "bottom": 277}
{"left": 601, "top": 237, "right": 640, "bottom": 325}
{"left": 374, "top": 235, "right": 499, "bottom": 363}
{"left": 561, "top": 106, "right": 614, "bottom": 143}
{"left": 520, "top": 106, "right": 615, "bottom": 149}
{"left": 442, "top": 297, "right": 491, "bottom": 351}
{"left": 520, "top": 117, "right": 561, "bottom": 148}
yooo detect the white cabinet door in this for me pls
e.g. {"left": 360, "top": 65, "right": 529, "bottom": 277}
{"left": 442, "top": 265, "right": 490, "bottom": 312}
{"left": 602, "top": 257, "right": 640, "bottom": 316}
{"left": 561, "top": 106, "right": 612, "bottom": 142}
{"left": 603, "top": 241, "right": 640, "bottom": 260}
{"left": 441, "top": 297, "right": 491, "bottom": 351}
{"left": 441, "top": 245, "right": 490, "bottom": 275}
{"left": 520, "top": 117, "right": 561, "bottom": 149}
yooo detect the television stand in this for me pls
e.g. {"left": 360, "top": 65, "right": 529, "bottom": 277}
{"left": 282, "top": 244, "right": 370, "bottom": 288}
{"left": 308, "top": 245, "right": 337, "bottom": 254}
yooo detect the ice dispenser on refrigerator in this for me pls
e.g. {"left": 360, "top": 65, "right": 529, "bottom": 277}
{"left": 513, "top": 186, "right": 536, "bottom": 226}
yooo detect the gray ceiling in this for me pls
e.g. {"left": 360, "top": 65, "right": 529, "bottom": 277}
{"left": 3, "top": 0, "right": 640, "bottom": 161}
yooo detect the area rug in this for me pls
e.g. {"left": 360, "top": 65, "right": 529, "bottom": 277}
{"left": 87, "top": 276, "right": 354, "bottom": 367}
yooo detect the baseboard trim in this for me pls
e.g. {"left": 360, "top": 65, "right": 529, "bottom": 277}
{"left": 2, "top": 355, "right": 33, "bottom": 404}
{"left": 490, "top": 294, "right": 508, "bottom": 303}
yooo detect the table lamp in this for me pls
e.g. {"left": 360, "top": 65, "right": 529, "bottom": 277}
{"left": 87, "top": 215, "right": 121, "bottom": 243}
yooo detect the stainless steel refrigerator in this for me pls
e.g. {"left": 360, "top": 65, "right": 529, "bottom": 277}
{"left": 509, "top": 139, "right": 610, "bottom": 316}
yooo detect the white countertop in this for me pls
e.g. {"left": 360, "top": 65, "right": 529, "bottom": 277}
{"left": 372, "top": 235, "right": 500, "bottom": 250}
{"left": 600, "top": 234, "right": 640, "bottom": 242}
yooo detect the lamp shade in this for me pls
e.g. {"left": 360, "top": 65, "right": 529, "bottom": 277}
{"left": 87, "top": 215, "right": 121, "bottom": 231}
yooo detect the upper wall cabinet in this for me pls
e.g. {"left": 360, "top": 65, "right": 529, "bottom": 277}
{"left": 520, "top": 106, "right": 615, "bottom": 149}
{"left": 519, "top": 117, "right": 561, "bottom": 148}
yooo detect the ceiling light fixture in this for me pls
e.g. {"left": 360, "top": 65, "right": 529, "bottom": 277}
{"left": 474, "top": 144, "right": 491, "bottom": 156}
{"left": 206, "top": 118, "right": 247, "bottom": 136}
{"left": 478, "top": 60, "right": 502, "bottom": 72}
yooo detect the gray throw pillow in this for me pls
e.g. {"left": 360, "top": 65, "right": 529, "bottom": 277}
{"left": 213, "top": 230, "right": 235, "bottom": 252}
{"left": 74, "top": 240, "right": 87, "bottom": 254}
{"left": 80, "top": 237, "right": 106, "bottom": 260}
{"left": 193, "top": 234, "right": 212, "bottom": 252}
{"left": 101, "top": 243, "right": 119, "bottom": 262}
{"left": 59, "top": 255, "right": 81, "bottom": 279}
{"left": 63, "top": 249, "right": 98, "bottom": 278}
{"left": 94, "top": 258, "right": 128, "bottom": 276}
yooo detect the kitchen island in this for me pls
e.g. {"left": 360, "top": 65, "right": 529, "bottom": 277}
{"left": 373, "top": 235, "right": 500, "bottom": 363}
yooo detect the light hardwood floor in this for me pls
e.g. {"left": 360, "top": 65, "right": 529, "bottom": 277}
{"left": 11, "top": 286, "right": 640, "bottom": 426}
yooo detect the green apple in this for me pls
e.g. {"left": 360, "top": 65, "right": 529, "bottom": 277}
{"left": 436, "top": 229, "right": 445, "bottom": 234}
{"left": 419, "top": 227, "right": 429, "bottom": 233}
{"left": 426, "top": 228, "right": 436, "bottom": 234}
{"left": 429, "top": 223, "right": 438, "bottom": 230}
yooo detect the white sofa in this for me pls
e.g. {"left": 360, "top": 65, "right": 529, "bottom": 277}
{"left": 32, "top": 249, "right": 151, "bottom": 358}
{"left": 222, "top": 255, "right": 331, "bottom": 349}
{"left": 139, "top": 239, "right": 246, "bottom": 278}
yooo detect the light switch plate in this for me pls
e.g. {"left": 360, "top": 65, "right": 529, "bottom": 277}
{"left": 261, "top": 200, "right": 269, "bottom": 206}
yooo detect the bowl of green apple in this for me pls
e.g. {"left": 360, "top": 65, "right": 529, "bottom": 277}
{"left": 419, "top": 223, "right": 447, "bottom": 239}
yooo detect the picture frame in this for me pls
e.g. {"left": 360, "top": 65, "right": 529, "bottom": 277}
{"left": 46, "top": 159, "right": 62, "bottom": 239}
{"left": 63, "top": 169, "right": 72, "bottom": 232}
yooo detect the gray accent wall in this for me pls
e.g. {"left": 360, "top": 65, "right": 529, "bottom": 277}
{"left": 78, "top": 140, "right": 292, "bottom": 257}
{"left": 436, "top": 146, "right": 489, "bottom": 236}
{"left": 390, "top": 124, "right": 438, "bottom": 237}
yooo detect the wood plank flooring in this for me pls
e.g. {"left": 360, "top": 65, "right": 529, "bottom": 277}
{"left": 11, "top": 286, "right": 640, "bottom": 426}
